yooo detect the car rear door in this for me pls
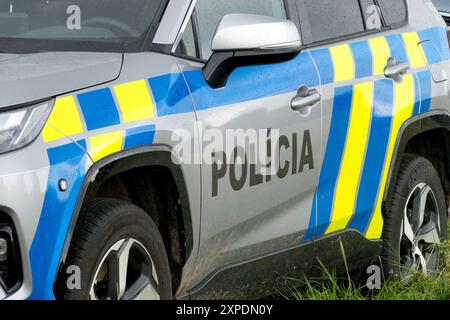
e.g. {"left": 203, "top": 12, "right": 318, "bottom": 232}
{"left": 297, "top": 0, "right": 435, "bottom": 247}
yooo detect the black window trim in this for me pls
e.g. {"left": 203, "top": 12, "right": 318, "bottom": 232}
{"left": 172, "top": 8, "right": 203, "bottom": 62}
{"left": 295, "top": 0, "right": 408, "bottom": 50}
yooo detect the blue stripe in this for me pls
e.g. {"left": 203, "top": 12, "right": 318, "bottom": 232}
{"left": 309, "top": 48, "right": 334, "bottom": 85}
{"left": 348, "top": 80, "right": 394, "bottom": 234}
{"left": 184, "top": 51, "right": 320, "bottom": 112}
{"left": 124, "top": 124, "right": 156, "bottom": 149}
{"left": 418, "top": 27, "right": 450, "bottom": 64}
{"left": 149, "top": 73, "right": 194, "bottom": 117}
{"left": 417, "top": 71, "right": 432, "bottom": 113}
{"left": 303, "top": 86, "right": 353, "bottom": 241}
{"left": 350, "top": 41, "right": 372, "bottom": 79}
{"left": 386, "top": 34, "right": 409, "bottom": 63}
{"left": 78, "top": 88, "right": 121, "bottom": 131}
{"left": 30, "top": 140, "right": 89, "bottom": 299}
{"left": 145, "top": 28, "right": 447, "bottom": 120}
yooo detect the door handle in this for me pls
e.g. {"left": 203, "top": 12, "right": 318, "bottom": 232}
{"left": 384, "top": 57, "right": 410, "bottom": 82}
{"left": 291, "top": 86, "right": 321, "bottom": 116}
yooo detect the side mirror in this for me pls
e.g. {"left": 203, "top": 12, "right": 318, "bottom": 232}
{"left": 203, "top": 14, "right": 302, "bottom": 88}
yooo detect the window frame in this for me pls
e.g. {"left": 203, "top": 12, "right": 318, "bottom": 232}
{"left": 172, "top": 0, "right": 296, "bottom": 63}
{"left": 173, "top": 9, "right": 202, "bottom": 61}
{"left": 294, "top": 0, "right": 408, "bottom": 49}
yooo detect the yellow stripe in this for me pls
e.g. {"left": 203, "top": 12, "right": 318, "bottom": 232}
{"left": 330, "top": 44, "right": 355, "bottom": 82}
{"left": 89, "top": 131, "right": 124, "bottom": 163}
{"left": 402, "top": 32, "right": 427, "bottom": 69}
{"left": 366, "top": 74, "right": 415, "bottom": 239}
{"left": 368, "top": 37, "right": 391, "bottom": 76}
{"left": 326, "top": 82, "right": 373, "bottom": 234}
{"left": 114, "top": 80, "right": 156, "bottom": 123}
{"left": 42, "top": 96, "right": 83, "bottom": 142}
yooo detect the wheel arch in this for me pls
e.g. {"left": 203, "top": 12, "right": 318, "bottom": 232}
{"left": 383, "top": 110, "right": 450, "bottom": 215}
{"left": 53, "top": 145, "right": 194, "bottom": 294}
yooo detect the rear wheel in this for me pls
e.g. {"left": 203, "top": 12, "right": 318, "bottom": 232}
{"left": 62, "top": 198, "right": 172, "bottom": 300}
{"left": 382, "top": 154, "right": 448, "bottom": 279}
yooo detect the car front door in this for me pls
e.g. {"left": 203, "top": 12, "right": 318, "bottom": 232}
{"left": 174, "top": 0, "right": 323, "bottom": 290}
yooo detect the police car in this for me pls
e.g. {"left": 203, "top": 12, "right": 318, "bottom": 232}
{"left": 0, "top": 0, "right": 449, "bottom": 300}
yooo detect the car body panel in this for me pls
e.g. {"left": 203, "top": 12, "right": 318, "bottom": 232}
{"left": 178, "top": 50, "right": 322, "bottom": 286}
{"left": 0, "top": 52, "right": 123, "bottom": 109}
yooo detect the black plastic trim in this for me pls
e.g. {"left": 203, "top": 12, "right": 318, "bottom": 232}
{"left": 383, "top": 110, "right": 450, "bottom": 212}
{"left": 185, "top": 230, "right": 382, "bottom": 300}
{"left": 203, "top": 49, "right": 300, "bottom": 89}
{"left": 0, "top": 212, "right": 22, "bottom": 295}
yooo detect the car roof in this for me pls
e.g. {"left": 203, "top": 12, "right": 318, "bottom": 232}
{"left": 433, "top": 0, "right": 450, "bottom": 13}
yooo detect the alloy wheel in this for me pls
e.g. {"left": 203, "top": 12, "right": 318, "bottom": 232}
{"left": 90, "top": 238, "right": 160, "bottom": 300}
{"left": 400, "top": 183, "right": 441, "bottom": 278}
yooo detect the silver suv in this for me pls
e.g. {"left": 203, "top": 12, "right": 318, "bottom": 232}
{"left": 0, "top": 0, "right": 448, "bottom": 300}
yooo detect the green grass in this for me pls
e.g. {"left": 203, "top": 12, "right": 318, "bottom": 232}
{"left": 283, "top": 227, "right": 450, "bottom": 300}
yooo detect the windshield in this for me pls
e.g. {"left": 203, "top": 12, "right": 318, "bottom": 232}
{"left": 0, "top": 0, "right": 166, "bottom": 53}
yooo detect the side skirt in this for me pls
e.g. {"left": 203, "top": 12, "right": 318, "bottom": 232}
{"left": 183, "top": 230, "right": 382, "bottom": 300}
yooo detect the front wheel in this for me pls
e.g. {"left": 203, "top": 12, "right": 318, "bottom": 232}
{"left": 381, "top": 154, "right": 448, "bottom": 279}
{"left": 62, "top": 198, "right": 172, "bottom": 300}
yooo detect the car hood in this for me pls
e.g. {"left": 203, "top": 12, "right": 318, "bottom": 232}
{"left": 0, "top": 52, "right": 123, "bottom": 109}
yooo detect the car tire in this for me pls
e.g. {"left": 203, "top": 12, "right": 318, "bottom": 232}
{"left": 381, "top": 154, "right": 448, "bottom": 280}
{"left": 62, "top": 198, "right": 172, "bottom": 300}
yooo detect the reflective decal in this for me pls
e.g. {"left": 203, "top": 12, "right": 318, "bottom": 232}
{"left": 330, "top": 44, "right": 355, "bottom": 82}
{"left": 114, "top": 80, "right": 156, "bottom": 123}
{"left": 368, "top": 36, "right": 391, "bottom": 76}
{"left": 326, "top": 82, "right": 374, "bottom": 234}
{"left": 402, "top": 32, "right": 428, "bottom": 69}
{"left": 78, "top": 88, "right": 121, "bottom": 131}
{"left": 89, "top": 131, "right": 124, "bottom": 163}
{"left": 30, "top": 140, "right": 90, "bottom": 299}
{"left": 366, "top": 74, "right": 415, "bottom": 239}
{"left": 42, "top": 96, "right": 83, "bottom": 142}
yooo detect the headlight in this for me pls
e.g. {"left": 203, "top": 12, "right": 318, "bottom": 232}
{"left": 0, "top": 100, "right": 53, "bottom": 154}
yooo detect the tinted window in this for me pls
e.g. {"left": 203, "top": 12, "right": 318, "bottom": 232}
{"left": 377, "top": 0, "right": 407, "bottom": 26}
{"left": 176, "top": 18, "right": 197, "bottom": 58}
{"left": 297, "top": 0, "right": 365, "bottom": 43}
{"left": 196, "top": 0, "right": 286, "bottom": 60}
{"left": 433, "top": 0, "right": 450, "bottom": 13}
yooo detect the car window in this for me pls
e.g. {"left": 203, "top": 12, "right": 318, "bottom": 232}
{"left": 195, "top": 0, "right": 286, "bottom": 60}
{"left": 377, "top": 0, "right": 407, "bottom": 27}
{"left": 433, "top": 0, "right": 450, "bottom": 13}
{"left": 296, "top": 0, "right": 365, "bottom": 44}
{"left": 175, "top": 18, "right": 197, "bottom": 58}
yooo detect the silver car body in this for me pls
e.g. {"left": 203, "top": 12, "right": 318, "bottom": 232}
{"left": 0, "top": 0, "right": 448, "bottom": 299}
